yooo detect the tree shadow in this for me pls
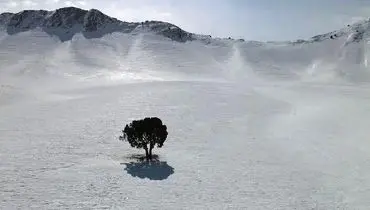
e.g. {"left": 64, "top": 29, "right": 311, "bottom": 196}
{"left": 125, "top": 154, "right": 160, "bottom": 162}
{"left": 121, "top": 154, "right": 174, "bottom": 180}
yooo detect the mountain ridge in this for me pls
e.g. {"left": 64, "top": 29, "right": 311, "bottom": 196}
{"left": 0, "top": 7, "right": 370, "bottom": 45}
{"left": 0, "top": 7, "right": 195, "bottom": 42}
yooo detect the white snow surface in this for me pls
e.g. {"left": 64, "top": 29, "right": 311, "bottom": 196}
{"left": 1, "top": 18, "right": 370, "bottom": 209}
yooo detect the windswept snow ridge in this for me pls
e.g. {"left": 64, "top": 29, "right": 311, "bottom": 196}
{"left": 1, "top": 7, "right": 370, "bottom": 210}
{"left": 1, "top": 7, "right": 370, "bottom": 83}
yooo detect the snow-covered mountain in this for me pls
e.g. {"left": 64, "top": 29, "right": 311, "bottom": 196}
{"left": 1, "top": 7, "right": 370, "bottom": 84}
{"left": 0, "top": 7, "right": 194, "bottom": 42}
{"left": 2, "top": 7, "right": 370, "bottom": 210}
{"left": 238, "top": 18, "right": 370, "bottom": 83}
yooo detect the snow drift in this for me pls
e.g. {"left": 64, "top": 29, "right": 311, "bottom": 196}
{"left": 1, "top": 7, "right": 370, "bottom": 85}
{"left": 2, "top": 7, "right": 370, "bottom": 210}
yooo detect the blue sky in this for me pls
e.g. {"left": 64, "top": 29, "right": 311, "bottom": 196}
{"left": 1, "top": 0, "right": 370, "bottom": 41}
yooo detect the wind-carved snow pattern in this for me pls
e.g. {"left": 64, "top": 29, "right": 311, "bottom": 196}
{"left": 2, "top": 7, "right": 370, "bottom": 210}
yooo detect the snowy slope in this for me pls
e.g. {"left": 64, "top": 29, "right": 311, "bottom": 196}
{"left": 1, "top": 7, "right": 370, "bottom": 84}
{"left": 238, "top": 18, "right": 370, "bottom": 83}
{"left": 1, "top": 7, "right": 370, "bottom": 210}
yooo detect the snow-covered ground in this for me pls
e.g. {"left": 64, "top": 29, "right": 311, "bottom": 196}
{"left": 2, "top": 14, "right": 370, "bottom": 209}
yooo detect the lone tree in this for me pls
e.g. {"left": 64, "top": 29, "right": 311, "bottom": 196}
{"left": 119, "top": 117, "right": 168, "bottom": 160}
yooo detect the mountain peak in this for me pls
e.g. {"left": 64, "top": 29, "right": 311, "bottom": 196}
{"left": 0, "top": 7, "right": 194, "bottom": 42}
{"left": 289, "top": 18, "right": 370, "bottom": 45}
{"left": 56, "top": 6, "right": 85, "bottom": 13}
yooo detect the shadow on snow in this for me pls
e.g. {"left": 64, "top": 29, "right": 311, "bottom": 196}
{"left": 121, "top": 154, "right": 174, "bottom": 181}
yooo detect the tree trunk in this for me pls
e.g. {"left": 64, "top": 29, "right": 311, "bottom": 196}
{"left": 149, "top": 147, "right": 153, "bottom": 160}
{"left": 144, "top": 148, "right": 149, "bottom": 160}
{"left": 149, "top": 143, "right": 154, "bottom": 160}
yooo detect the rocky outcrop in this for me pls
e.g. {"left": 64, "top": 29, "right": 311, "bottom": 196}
{"left": 0, "top": 7, "right": 194, "bottom": 42}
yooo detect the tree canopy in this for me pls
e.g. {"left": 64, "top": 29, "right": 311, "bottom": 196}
{"left": 120, "top": 117, "right": 168, "bottom": 160}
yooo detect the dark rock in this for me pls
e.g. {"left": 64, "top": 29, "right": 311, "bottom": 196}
{"left": 0, "top": 7, "right": 194, "bottom": 43}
